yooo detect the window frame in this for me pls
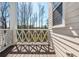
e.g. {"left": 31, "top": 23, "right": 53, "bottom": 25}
{"left": 52, "top": 2, "right": 65, "bottom": 28}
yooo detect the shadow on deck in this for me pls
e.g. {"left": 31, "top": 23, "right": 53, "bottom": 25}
{"left": 0, "top": 45, "right": 55, "bottom": 57}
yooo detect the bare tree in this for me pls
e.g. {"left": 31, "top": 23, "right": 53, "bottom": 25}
{"left": 20, "top": 2, "right": 26, "bottom": 28}
{"left": 38, "top": 4, "right": 45, "bottom": 29}
{"left": 31, "top": 13, "right": 37, "bottom": 28}
{"left": 40, "top": 5, "right": 45, "bottom": 28}
{"left": 17, "top": 2, "right": 33, "bottom": 29}
{"left": 28, "top": 2, "right": 32, "bottom": 29}
{"left": 0, "top": 2, "right": 9, "bottom": 29}
{"left": 38, "top": 4, "right": 41, "bottom": 28}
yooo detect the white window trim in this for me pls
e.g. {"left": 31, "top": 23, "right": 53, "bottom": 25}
{"left": 52, "top": 2, "right": 65, "bottom": 28}
{"left": 53, "top": 2, "right": 61, "bottom": 11}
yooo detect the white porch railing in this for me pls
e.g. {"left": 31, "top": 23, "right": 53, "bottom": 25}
{"left": 11, "top": 29, "right": 53, "bottom": 54}
{"left": 0, "top": 29, "right": 13, "bottom": 52}
{"left": 16, "top": 29, "right": 49, "bottom": 43}
{"left": 0, "top": 29, "right": 54, "bottom": 53}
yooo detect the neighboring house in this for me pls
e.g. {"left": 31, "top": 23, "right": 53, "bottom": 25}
{"left": 49, "top": 2, "right": 79, "bottom": 57}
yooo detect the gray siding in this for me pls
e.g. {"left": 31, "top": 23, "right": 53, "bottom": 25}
{"left": 52, "top": 2, "right": 79, "bottom": 57}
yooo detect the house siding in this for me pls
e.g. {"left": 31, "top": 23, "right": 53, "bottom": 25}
{"left": 51, "top": 2, "right": 79, "bottom": 57}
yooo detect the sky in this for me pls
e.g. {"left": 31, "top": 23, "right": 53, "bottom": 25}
{"left": 32, "top": 2, "right": 48, "bottom": 27}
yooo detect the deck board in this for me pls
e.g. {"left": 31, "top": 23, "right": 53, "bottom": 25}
{"left": 7, "top": 54, "right": 56, "bottom": 57}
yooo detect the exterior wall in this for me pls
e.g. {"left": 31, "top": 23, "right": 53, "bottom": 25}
{"left": 51, "top": 2, "right": 79, "bottom": 57}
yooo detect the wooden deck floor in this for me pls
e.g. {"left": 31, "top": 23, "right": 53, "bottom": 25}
{"left": 7, "top": 54, "right": 56, "bottom": 57}
{"left": 0, "top": 45, "right": 56, "bottom": 57}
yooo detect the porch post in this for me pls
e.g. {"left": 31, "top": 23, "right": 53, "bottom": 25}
{"left": 48, "top": 2, "right": 53, "bottom": 30}
{"left": 9, "top": 2, "right": 17, "bottom": 44}
{"left": 48, "top": 3, "right": 54, "bottom": 47}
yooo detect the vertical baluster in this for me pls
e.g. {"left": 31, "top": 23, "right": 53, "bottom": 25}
{"left": 22, "top": 30, "right": 23, "bottom": 42}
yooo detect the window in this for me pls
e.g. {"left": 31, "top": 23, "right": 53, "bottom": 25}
{"left": 53, "top": 2, "right": 64, "bottom": 28}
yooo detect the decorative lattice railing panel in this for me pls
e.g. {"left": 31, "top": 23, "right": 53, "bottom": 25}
{"left": 15, "top": 29, "right": 55, "bottom": 54}
{"left": 16, "top": 29, "right": 48, "bottom": 43}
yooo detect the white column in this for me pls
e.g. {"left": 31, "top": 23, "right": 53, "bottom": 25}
{"left": 48, "top": 3, "right": 53, "bottom": 43}
{"left": 48, "top": 2, "right": 53, "bottom": 30}
{"left": 9, "top": 2, "right": 17, "bottom": 44}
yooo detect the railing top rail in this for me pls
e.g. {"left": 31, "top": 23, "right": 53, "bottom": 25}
{"left": 0, "top": 29, "right": 12, "bottom": 30}
{"left": 16, "top": 29, "right": 49, "bottom": 30}
{"left": 0, "top": 29, "right": 50, "bottom": 31}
